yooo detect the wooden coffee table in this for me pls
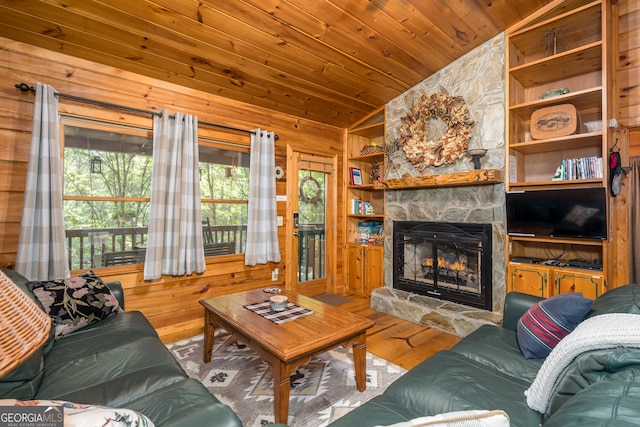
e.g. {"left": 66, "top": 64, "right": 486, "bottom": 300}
{"left": 199, "top": 289, "right": 375, "bottom": 424}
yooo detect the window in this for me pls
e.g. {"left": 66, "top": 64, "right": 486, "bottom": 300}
{"left": 62, "top": 118, "right": 250, "bottom": 271}
{"left": 62, "top": 119, "right": 153, "bottom": 270}
{"left": 199, "top": 140, "right": 250, "bottom": 256}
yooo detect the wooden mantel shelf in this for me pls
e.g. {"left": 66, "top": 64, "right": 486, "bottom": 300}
{"left": 377, "top": 169, "right": 504, "bottom": 190}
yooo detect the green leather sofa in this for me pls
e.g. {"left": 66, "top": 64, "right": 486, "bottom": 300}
{"left": 328, "top": 285, "right": 640, "bottom": 427}
{"left": 0, "top": 268, "right": 242, "bottom": 427}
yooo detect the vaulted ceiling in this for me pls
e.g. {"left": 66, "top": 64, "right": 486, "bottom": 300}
{"left": 0, "top": 0, "right": 553, "bottom": 128}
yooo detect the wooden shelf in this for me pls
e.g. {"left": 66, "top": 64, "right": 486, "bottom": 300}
{"left": 508, "top": 234, "right": 605, "bottom": 246}
{"left": 509, "top": 131, "right": 603, "bottom": 154}
{"left": 379, "top": 169, "right": 503, "bottom": 190}
{"left": 349, "top": 123, "right": 384, "bottom": 139}
{"left": 509, "top": 87, "right": 602, "bottom": 119}
{"left": 348, "top": 151, "right": 385, "bottom": 162}
{"left": 508, "top": 178, "right": 603, "bottom": 189}
{"left": 347, "top": 214, "right": 385, "bottom": 219}
{"left": 347, "top": 184, "right": 383, "bottom": 191}
{"left": 508, "top": 1, "right": 602, "bottom": 66}
{"left": 509, "top": 42, "right": 602, "bottom": 87}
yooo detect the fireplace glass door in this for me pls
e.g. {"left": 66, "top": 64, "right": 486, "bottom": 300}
{"left": 393, "top": 221, "right": 492, "bottom": 310}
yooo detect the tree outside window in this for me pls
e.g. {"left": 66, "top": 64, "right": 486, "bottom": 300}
{"left": 62, "top": 120, "right": 249, "bottom": 271}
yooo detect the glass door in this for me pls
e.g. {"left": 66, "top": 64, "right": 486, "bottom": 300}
{"left": 287, "top": 149, "right": 336, "bottom": 295}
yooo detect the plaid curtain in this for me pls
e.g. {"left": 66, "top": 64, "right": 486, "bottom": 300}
{"left": 245, "top": 129, "right": 280, "bottom": 266}
{"left": 143, "top": 111, "right": 205, "bottom": 280}
{"left": 15, "top": 83, "right": 70, "bottom": 281}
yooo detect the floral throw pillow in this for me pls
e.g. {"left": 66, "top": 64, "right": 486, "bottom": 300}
{"left": 28, "top": 271, "right": 123, "bottom": 339}
{"left": 0, "top": 399, "right": 155, "bottom": 426}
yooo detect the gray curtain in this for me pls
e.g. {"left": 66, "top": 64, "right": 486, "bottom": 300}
{"left": 15, "top": 83, "right": 70, "bottom": 281}
{"left": 245, "top": 129, "right": 280, "bottom": 266}
{"left": 630, "top": 156, "right": 640, "bottom": 283}
{"left": 144, "top": 111, "right": 205, "bottom": 280}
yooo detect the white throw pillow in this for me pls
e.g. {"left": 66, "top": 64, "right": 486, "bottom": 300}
{"left": 374, "top": 409, "right": 510, "bottom": 427}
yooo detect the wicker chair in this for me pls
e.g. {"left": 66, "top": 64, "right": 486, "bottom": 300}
{"left": 0, "top": 270, "right": 52, "bottom": 377}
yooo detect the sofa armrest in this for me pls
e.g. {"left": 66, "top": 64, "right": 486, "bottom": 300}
{"left": 105, "top": 281, "right": 125, "bottom": 310}
{"left": 503, "top": 292, "right": 543, "bottom": 331}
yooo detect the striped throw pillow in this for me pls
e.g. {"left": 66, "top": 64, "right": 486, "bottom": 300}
{"left": 517, "top": 292, "right": 592, "bottom": 359}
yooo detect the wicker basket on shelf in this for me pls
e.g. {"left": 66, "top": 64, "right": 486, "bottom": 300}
{"left": 361, "top": 145, "right": 384, "bottom": 155}
{"left": 0, "top": 270, "right": 52, "bottom": 377}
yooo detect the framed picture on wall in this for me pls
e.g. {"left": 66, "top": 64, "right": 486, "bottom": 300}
{"left": 349, "top": 167, "right": 363, "bottom": 185}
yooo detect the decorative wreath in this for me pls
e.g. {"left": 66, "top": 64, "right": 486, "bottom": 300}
{"left": 299, "top": 175, "right": 323, "bottom": 205}
{"left": 398, "top": 92, "right": 474, "bottom": 168}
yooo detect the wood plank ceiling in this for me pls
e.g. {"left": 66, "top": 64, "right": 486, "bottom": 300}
{"left": 0, "top": 0, "right": 552, "bottom": 128}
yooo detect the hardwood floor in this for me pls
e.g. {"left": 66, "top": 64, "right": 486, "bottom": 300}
{"left": 335, "top": 291, "right": 461, "bottom": 370}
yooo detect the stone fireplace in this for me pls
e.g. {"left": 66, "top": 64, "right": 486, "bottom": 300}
{"left": 370, "top": 34, "right": 507, "bottom": 336}
{"left": 393, "top": 221, "right": 492, "bottom": 311}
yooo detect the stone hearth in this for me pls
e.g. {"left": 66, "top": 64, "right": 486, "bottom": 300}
{"left": 372, "top": 287, "right": 502, "bottom": 336}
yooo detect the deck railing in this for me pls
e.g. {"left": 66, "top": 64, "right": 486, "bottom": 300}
{"left": 297, "top": 224, "right": 326, "bottom": 282}
{"left": 66, "top": 223, "right": 325, "bottom": 275}
{"left": 66, "top": 225, "right": 247, "bottom": 271}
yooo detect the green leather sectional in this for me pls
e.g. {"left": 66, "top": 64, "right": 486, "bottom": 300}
{"left": 0, "top": 268, "right": 242, "bottom": 427}
{"left": 327, "top": 285, "right": 640, "bottom": 427}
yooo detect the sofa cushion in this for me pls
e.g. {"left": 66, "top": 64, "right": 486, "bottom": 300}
{"left": 43, "top": 311, "right": 160, "bottom": 364}
{"left": 324, "top": 395, "right": 423, "bottom": 427}
{"left": 0, "top": 398, "right": 155, "bottom": 426}
{"left": 0, "top": 350, "right": 45, "bottom": 400}
{"left": 524, "top": 313, "right": 640, "bottom": 414}
{"left": 543, "top": 372, "right": 640, "bottom": 427}
{"left": 544, "top": 347, "right": 640, "bottom": 418}
{"left": 451, "top": 324, "right": 543, "bottom": 383}
{"left": 383, "top": 351, "right": 542, "bottom": 427}
{"left": 36, "top": 316, "right": 186, "bottom": 406}
{"left": 374, "top": 409, "right": 510, "bottom": 427}
{"left": 586, "top": 283, "right": 640, "bottom": 318}
{"left": 125, "top": 378, "right": 243, "bottom": 427}
{"left": 28, "top": 270, "right": 123, "bottom": 338}
{"left": 516, "top": 292, "right": 592, "bottom": 359}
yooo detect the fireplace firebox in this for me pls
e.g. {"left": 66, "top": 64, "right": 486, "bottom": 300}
{"left": 393, "top": 221, "right": 492, "bottom": 310}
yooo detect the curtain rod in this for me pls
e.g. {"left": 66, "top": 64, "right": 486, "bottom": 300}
{"left": 14, "top": 83, "right": 278, "bottom": 139}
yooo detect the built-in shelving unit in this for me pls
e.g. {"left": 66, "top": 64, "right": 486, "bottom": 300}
{"left": 344, "top": 106, "right": 385, "bottom": 296}
{"left": 505, "top": 0, "right": 611, "bottom": 298}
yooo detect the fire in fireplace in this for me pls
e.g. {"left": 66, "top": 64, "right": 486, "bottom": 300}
{"left": 393, "top": 221, "right": 492, "bottom": 310}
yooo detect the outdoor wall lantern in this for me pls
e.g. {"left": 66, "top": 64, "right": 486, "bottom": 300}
{"left": 90, "top": 156, "right": 102, "bottom": 174}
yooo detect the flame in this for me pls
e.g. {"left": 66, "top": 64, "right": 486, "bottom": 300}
{"left": 423, "top": 257, "right": 466, "bottom": 271}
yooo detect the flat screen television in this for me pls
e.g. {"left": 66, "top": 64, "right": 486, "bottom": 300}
{"left": 506, "top": 188, "right": 607, "bottom": 240}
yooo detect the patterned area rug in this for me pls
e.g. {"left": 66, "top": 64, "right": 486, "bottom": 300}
{"left": 166, "top": 330, "right": 406, "bottom": 427}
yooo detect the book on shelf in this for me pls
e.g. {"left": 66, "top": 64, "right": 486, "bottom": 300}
{"left": 356, "top": 221, "right": 383, "bottom": 245}
{"left": 350, "top": 199, "right": 375, "bottom": 215}
{"left": 362, "top": 201, "right": 375, "bottom": 215}
{"left": 351, "top": 199, "right": 361, "bottom": 214}
{"left": 552, "top": 156, "right": 603, "bottom": 181}
{"left": 349, "top": 167, "right": 363, "bottom": 186}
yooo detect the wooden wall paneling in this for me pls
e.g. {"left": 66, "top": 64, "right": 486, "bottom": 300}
{"left": 618, "top": 0, "right": 640, "bottom": 128}
{"left": 0, "top": 36, "right": 344, "bottom": 343}
{"left": 610, "top": 125, "right": 631, "bottom": 288}
{"left": 631, "top": 128, "right": 640, "bottom": 156}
